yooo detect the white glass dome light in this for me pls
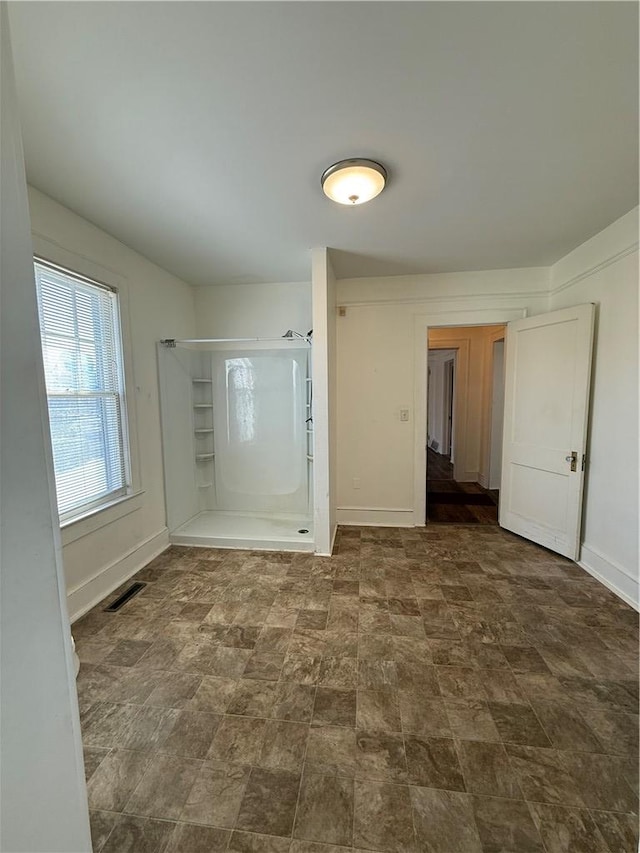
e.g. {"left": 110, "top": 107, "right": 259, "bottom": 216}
{"left": 321, "top": 158, "right": 387, "bottom": 205}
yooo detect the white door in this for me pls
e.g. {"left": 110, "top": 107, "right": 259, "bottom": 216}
{"left": 500, "top": 304, "right": 595, "bottom": 559}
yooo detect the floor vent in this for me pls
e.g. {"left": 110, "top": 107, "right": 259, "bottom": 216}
{"left": 104, "top": 582, "right": 146, "bottom": 612}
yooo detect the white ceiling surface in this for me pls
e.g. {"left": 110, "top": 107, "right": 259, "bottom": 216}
{"left": 9, "top": 2, "right": 638, "bottom": 287}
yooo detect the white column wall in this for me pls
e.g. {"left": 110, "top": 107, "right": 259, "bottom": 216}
{"left": 0, "top": 10, "right": 91, "bottom": 850}
{"left": 311, "top": 248, "right": 337, "bottom": 554}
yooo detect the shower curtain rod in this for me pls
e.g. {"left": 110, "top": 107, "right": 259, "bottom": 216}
{"left": 160, "top": 336, "right": 311, "bottom": 346}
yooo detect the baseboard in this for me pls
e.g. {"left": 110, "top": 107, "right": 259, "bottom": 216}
{"left": 170, "top": 531, "right": 314, "bottom": 553}
{"left": 336, "top": 507, "right": 414, "bottom": 527}
{"left": 578, "top": 543, "right": 639, "bottom": 611}
{"left": 456, "top": 471, "right": 480, "bottom": 484}
{"left": 67, "top": 527, "right": 170, "bottom": 622}
{"left": 330, "top": 522, "right": 338, "bottom": 555}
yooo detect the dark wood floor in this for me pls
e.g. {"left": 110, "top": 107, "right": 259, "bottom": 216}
{"left": 426, "top": 448, "right": 454, "bottom": 480}
{"left": 427, "top": 448, "right": 498, "bottom": 525}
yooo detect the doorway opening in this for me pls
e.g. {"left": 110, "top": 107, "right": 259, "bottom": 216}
{"left": 426, "top": 325, "right": 505, "bottom": 524}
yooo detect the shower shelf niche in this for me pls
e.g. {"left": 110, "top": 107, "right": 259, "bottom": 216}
{"left": 192, "top": 377, "right": 214, "bottom": 476}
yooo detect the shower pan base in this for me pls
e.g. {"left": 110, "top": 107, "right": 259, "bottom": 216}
{"left": 170, "top": 510, "right": 314, "bottom": 552}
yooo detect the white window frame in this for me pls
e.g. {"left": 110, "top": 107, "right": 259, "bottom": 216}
{"left": 34, "top": 256, "right": 134, "bottom": 525}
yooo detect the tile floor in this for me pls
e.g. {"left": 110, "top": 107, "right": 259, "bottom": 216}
{"left": 74, "top": 525, "right": 639, "bottom": 853}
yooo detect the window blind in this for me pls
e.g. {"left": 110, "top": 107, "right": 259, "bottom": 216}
{"left": 34, "top": 260, "right": 130, "bottom": 520}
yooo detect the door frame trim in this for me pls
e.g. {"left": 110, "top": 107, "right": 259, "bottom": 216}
{"left": 428, "top": 340, "right": 467, "bottom": 482}
{"left": 413, "top": 308, "right": 526, "bottom": 527}
{"left": 483, "top": 330, "right": 507, "bottom": 490}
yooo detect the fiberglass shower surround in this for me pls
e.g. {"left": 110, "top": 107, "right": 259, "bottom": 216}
{"left": 158, "top": 336, "right": 314, "bottom": 551}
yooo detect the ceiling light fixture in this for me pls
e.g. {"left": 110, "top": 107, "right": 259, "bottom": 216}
{"left": 321, "top": 158, "right": 387, "bottom": 205}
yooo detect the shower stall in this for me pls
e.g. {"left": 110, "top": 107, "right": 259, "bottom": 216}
{"left": 158, "top": 337, "right": 314, "bottom": 551}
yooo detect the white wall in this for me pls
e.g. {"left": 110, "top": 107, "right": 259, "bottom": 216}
{"left": 27, "top": 187, "right": 196, "bottom": 621}
{"left": 194, "top": 281, "right": 311, "bottom": 339}
{"left": 0, "top": 11, "right": 91, "bottom": 849}
{"left": 312, "top": 248, "right": 337, "bottom": 554}
{"left": 549, "top": 208, "right": 639, "bottom": 607}
{"left": 335, "top": 269, "right": 549, "bottom": 526}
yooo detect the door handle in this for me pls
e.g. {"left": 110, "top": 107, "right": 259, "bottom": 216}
{"left": 565, "top": 451, "right": 578, "bottom": 472}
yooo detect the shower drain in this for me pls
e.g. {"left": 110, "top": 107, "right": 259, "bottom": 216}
{"left": 298, "top": 528, "right": 309, "bottom": 534}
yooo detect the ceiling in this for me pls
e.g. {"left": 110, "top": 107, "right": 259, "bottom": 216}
{"left": 9, "top": 2, "right": 638, "bottom": 287}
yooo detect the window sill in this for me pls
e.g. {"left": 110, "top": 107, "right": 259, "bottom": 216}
{"left": 60, "top": 490, "right": 145, "bottom": 546}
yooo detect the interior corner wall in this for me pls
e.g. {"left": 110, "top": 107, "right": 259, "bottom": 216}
{"left": 193, "top": 281, "right": 312, "bottom": 339}
{"left": 26, "top": 187, "right": 197, "bottom": 621}
{"left": 0, "top": 9, "right": 91, "bottom": 849}
{"left": 549, "top": 207, "right": 639, "bottom": 608}
{"left": 335, "top": 269, "right": 549, "bottom": 527}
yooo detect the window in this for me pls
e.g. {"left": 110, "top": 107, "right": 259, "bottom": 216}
{"left": 34, "top": 259, "right": 130, "bottom": 522}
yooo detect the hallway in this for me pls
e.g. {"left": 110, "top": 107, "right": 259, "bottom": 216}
{"left": 426, "top": 448, "right": 499, "bottom": 525}
{"left": 76, "top": 525, "right": 638, "bottom": 852}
